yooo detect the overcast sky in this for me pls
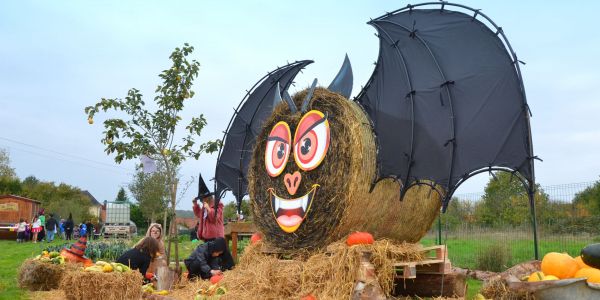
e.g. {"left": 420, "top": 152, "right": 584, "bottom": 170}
{"left": 1, "top": 1, "right": 599, "bottom": 209}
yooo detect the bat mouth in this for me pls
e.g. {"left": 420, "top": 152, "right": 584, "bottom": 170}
{"left": 268, "top": 184, "right": 319, "bottom": 233}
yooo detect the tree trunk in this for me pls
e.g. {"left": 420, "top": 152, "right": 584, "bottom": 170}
{"left": 164, "top": 208, "right": 170, "bottom": 265}
{"left": 171, "top": 180, "right": 180, "bottom": 273}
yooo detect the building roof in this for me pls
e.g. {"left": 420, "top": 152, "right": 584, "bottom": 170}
{"left": 82, "top": 190, "right": 101, "bottom": 206}
{"left": 0, "top": 194, "right": 42, "bottom": 204}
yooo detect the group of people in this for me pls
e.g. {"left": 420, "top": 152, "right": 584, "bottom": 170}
{"left": 15, "top": 209, "right": 99, "bottom": 243}
{"left": 15, "top": 209, "right": 58, "bottom": 243}
{"left": 115, "top": 174, "right": 235, "bottom": 282}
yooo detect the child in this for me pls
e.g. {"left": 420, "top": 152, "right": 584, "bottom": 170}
{"left": 184, "top": 237, "right": 234, "bottom": 280}
{"left": 116, "top": 236, "right": 160, "bottom": 276}
{"left": 31, "top": 215, "right": 41, "bottom": 243}
{"left": 16, "top": 219, "right": 27, "bottom": 243}
{"left": 79, "top": 223, "right": 87, "bottom": 238}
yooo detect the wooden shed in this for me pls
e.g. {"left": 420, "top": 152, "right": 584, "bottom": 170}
{"left": 0, "top": 195, "right": 41, "bottom": 239}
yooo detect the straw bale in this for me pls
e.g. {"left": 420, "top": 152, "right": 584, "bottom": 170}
{"left": 169, "top": 238, "right": 424, "bottom": 300}
{"left": 60, "top": 269, "right": 143, "bottom": 300}
{"left": 18, "top": 259, "right": 79, "bottom": 291}
{"left": 249, "top": 87, "right": 441, "bottom": 250}
{"left": 29, "top": 289, "right": 67, "bottom": 300}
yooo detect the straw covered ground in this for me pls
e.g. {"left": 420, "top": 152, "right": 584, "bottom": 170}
{"left": 169, "top": 238, "right": 425, "bottom": 300}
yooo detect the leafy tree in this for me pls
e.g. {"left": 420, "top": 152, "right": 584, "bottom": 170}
{"left": 115, "top": 187, "right": 129, "bottom": 203}
{"left": 573, "top": 178, "right": 600, "bottom": 216}
{"left": 0, "top": 176, "right": 21, "bottom": 195}
{"left": 19, "top": 179, "right": 93, "bottom": 223}
{"left": 441, "top": 197, "right": 477, "bottom": 230}
{"left": 475, "top": 172, "right": 550, "bottom": 227}
{"left": 0, "top": 148, "right": 16, "bottom": 178}
{"left": 129, "top": 165, "right": 169, "bottom": 223}
{"left": 130, "top": 203, "right": 149, "bottom": 233}
{"left": 84, "top": 44, "right": 220, "bottom": 272}
{"left": 223, "top": 198, "right": 252, "bottom": 221}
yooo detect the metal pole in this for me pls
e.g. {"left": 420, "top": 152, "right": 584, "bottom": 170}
{"left": 437, "top": 214, "right": 442, "bottom": 245}
{"left": 528, "top": 187, "right": 540, "bottom": 260}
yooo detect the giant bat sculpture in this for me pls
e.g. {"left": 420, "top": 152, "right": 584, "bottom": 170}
{"left": 214, "top": 3, "right": 535, "bottom": 250}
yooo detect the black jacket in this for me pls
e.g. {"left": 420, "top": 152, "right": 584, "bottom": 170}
{"left": 116, "top": 248, "right": 152, "bottom": 275}
{"left": 184, "top": 241, "right": 222, "bottom": 279}
{"left": 65, "top": 219, "right": 74, "bottom": 232}
{"left": 45, "top": 217, "right": 58, "bottom": 231}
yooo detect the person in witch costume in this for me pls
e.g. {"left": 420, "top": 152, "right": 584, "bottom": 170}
{"left": 191, "top": 174, "right": 234, "bottom": 270}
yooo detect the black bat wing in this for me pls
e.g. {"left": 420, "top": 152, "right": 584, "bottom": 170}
{"left": 355, "top": 3, "right": 535, "bottom": 210}
{"left": 214, "top": 60, "right": 313, "bottom": 206}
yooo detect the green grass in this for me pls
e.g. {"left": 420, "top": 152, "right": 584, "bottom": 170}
{"left": 0, "top": 239, "right": 68, "bottom": 300}
{"left": 421, "top": 234, "right": 592, "bottom": 270}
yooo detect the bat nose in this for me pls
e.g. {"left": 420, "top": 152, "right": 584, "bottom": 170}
{"left": 284, "top": 171, "right": 302, "bottom": 196}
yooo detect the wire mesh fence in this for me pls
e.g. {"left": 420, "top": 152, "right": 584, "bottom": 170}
{"left": 421, "top": 180, "right": 600, "bottom": 270}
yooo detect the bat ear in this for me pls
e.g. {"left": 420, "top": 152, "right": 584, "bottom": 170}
{"left": 328, "top": 54, "right": 353, "bottom": 99}
{"left": 301, "top": 78, "right": 318, "bottom": 113}
{"left": 275, "top": 82, "right": 297, "bottom": 113}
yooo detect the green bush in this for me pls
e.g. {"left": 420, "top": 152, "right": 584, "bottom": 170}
{"left": 476, "top": 244, "right": 512, "bottom": 272}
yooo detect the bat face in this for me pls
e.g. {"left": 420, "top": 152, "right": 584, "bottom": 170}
{"left": 264, "top": 110, "right": 330, "bottom": 232}
{"left": 250, "top": 88, "right": 354, "bottom": 247}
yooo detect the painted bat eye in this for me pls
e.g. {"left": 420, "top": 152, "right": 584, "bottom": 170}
{"left": 265, "top": 121, "right": 291, "bottom": 177}
{"left": 293, "top": 110, "right": 330, "bottom": 171}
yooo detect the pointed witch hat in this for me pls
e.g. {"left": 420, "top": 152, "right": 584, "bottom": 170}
{"left": 60, "top": 235, "right": 93, "bottom": 265}
{"left": 197, "top": 173, "right": 213, "bottom": 199}
{"left": 64, "top": 235, "right": 89, "bottom": 257}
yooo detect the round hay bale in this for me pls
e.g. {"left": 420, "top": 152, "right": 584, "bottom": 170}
{"left": 249, "top": 87, "right": 441, "bottom": 250}
{"left": 18, "top": 259, "right": 77, "bottom": 291}
{"left": 60, "top": 269, "right": 143, "bottom": 300}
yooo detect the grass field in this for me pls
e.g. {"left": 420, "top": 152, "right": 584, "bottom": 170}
{"left": 3, "top": 232, "right": 593, "bottom": 299}
{"left": 421, "top": 231, "right": 595, "bottom": 270}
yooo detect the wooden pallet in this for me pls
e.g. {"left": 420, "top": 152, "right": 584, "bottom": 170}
{"left": 394, "top": 245, "right": 452, "bottom": 279}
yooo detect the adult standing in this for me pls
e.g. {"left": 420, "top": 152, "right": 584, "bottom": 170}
{"left": 86, "top": 220, "right": 94, "bottom": 239}
{"left": 45, "top": 213, "right": 58, "bottom": 242}
{"left": 38, "top": 209, "right": 46, "bottom": 242}
{"left": 191, "top": 174, "right": 234, "bottom": 270}
{"left": 65, "top": 213, "right": 74, "bottom": 240}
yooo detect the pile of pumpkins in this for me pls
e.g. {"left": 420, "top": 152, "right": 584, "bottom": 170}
{"left": 141, "top": 282, "right": 169, "bottom": 296}
{"left": 84, "top": 260, "right": 131, "bottom": 273}
{"left": 34, "top": 250, "right": 66, "bottom": 265}
{"left": 525, "top": 243, "right": 600, "bottom": 284}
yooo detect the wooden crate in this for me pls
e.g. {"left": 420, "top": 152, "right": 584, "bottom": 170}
{"left": 394, "top": 245, "right": 451, "bottom": 279}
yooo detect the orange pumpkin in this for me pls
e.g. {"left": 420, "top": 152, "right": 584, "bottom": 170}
{"left": 573, "top": 267, "right": 600, "bottom": 284}
{"left": 250, "top": 232, "right": 262, "bottom": 244}
{"left": 575, "top": 256, "right": 592, "bottom": 269}
{"left": 346, "top": 232, "right": 374, "bottom": 246}
{"left": 301, "top": 295, "right": 316, "bottom": 300}
{"left": 541, "top": 252, "right": 579, "bottom": 279}
{"left": 83, "top": 260, "right": 94, "bottom": 267}
{"left": 210, "top": 274, "right": 223, "bottom": 284}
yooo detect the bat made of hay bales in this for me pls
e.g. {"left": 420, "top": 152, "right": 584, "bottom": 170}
{"left": 214, "top": 3, "right": 535, "bottom": 250}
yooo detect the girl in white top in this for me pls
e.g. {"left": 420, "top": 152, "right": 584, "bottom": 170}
{"left": 31, "top": 215, "right": 41, "bottom": 243}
